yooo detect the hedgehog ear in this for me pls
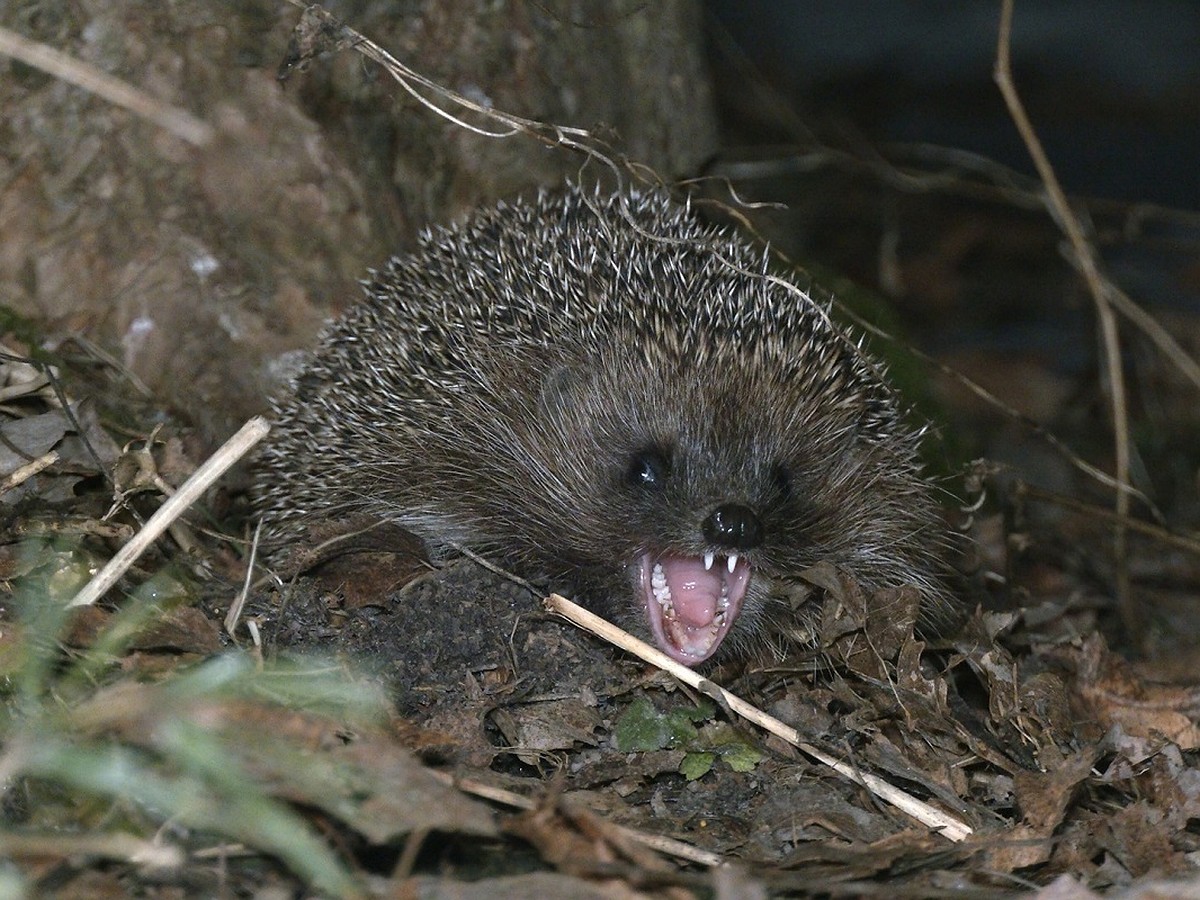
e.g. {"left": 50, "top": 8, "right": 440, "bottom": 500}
{"left": 538, "top": 363, "right": 585, "bottom": 422}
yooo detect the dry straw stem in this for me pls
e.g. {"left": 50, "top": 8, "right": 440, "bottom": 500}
{"left": 841, "top": 305, "right": 1161, "bottom": 520}
{"left": 1017, "top": 482, "right": 1200, "bottom": 558}
{"left": 427, "top": 769, "right": 724, "bottom": 868}
{"left": 993, "top": 0, "right": 1135, "bottom": 634}
{"left": 224, "top": 518, "right": 263, "bottom": 635}
{"left": 0, "top": 25, "right": 212, "bottom": 147}
{"left": 544, "top": 593, "right": 974, "bottom": 843}
{"left": 716, "top": 11, "right": 1200, "bottom": 517}
{"left": 0, "top": 830, "right": 185, "bottom": 869}
{"left": 326, "top": 0, "right": 1200, "bottom": 418}
{"left": 0, "top": 450, "right": 59, "bottom": 497}
{"left": 68, "top": 417, "right": 270, "bottom": 609}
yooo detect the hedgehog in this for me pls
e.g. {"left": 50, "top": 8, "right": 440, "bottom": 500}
{"left": 251, "top": 184, "right": 951, "bottom": 667}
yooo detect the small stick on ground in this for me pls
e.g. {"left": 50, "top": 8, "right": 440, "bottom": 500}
{"left": 427, "top": 769, "right": 724, "bottom": 867}
{"left": 0, "top": 831, "right": 185, "bottom": 869}
{"left": 225, "top": 518, "right": 263, "bottom": 636}
{"left": 544, "top": 593, "right": 974, "bottom": 843}
{"left": 69, "top": 417, "right": 270, "bottom": 608}
{"left": 0, "top": 451, "right": 59, "bottom": 497}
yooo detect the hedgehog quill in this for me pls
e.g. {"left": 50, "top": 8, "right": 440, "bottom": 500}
{"left": 252, "top": 185, "right": 951, "bottom": 667}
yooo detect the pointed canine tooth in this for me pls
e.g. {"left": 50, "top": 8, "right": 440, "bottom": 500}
{"left": 704, "top": 552, "right": 714, "bottom": 571}
{"left": 727, "top": 553, "right": 738, "bottom": 574}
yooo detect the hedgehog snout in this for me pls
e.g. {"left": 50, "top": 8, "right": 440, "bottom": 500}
{"left": 628, "top": 500, "right": 766, "bottom": 667}
{"left": 701, "top": 502, "right": 763, "bottom": 551}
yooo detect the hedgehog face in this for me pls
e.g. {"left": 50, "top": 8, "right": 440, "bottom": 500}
{"left": 613, "top": 442, "right": 756, "bottom": 663}
{"left": 608, "top": 431, "right": 843, "bottom": 665}
{"left": 522, "top": 344, "right": 875, "bottom": 666}
{"left": 622, "top": 441, "right": 768, "bottom": 665}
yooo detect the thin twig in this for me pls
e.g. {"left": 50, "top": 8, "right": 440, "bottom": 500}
{"left": 1100, "top": 279, "right": 1200, "bottom": 391}
{"left": 544, "top": 594, "right": 973, "bottom": 842}
{"left": 1016, "top": 482, "right": 1200, "bottom": 558}
{"left": 68, "top": 417, "right": 270, "bottom": 608}
{"left": 0, "top": 450, "right": 58, "bottom": 496}
{"left": 839, "top": 304, "right": 1162, "bottom": 523}
{"left": 0, "top": 25, "right": 213, "bottom": 147}
{"left": 993, "top": 0, "right": 1133, "bottom": 638}
{"left": 281, "top": 2, "right": 603, "bottom": 157}
{"left": 0, "top": 830, "right": 185, "bottom": 868}
{"left": 224, "top": 518, "right": 263, "bottom": 635}
{"left": 428, "top": 770, "right": 724, "bottom": 867}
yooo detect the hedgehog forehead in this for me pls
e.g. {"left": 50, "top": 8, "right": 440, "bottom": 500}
{"left": 561, "top": 347, "right": 791, "bottom": 456}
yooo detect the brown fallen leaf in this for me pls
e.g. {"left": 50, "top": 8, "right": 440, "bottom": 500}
{"left": 979, "top": 745, "right": 1100, "bottom": 872}
{"left": 490, "top": 697, "right": 601, "bottom": 765}
{"left": 1072, "top": 634, "right": 1200, "bottom": 750}
{"left": 64, "top": 605, "right": 221, "bottom": 654}
{"left": 504, "top": 793, "right": 680, "bottom": 893}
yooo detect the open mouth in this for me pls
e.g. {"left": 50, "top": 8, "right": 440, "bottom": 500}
{"left": 638, "top": 552, "right": 751, "bottom": 666}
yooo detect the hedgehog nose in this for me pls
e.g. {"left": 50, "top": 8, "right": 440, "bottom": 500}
{"left": 702, "top": 503, "right": 763, "bottom": 550}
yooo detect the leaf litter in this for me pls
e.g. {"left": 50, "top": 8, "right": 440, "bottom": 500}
{"left": 1, "top": 338, "right": 1199, "bottom": 897}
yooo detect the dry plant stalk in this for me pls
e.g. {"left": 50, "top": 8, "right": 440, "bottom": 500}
{"left": 427, "top": 769, "right": 724, "bottom": 868}
{"left": 993, "top": 0, "right": 1135, "bottom": 635}
{"left": 0, "top": 831, "right": 185, "bottom": 869}
{"left": 224, "top": 518, "right": 263, "bottom": 635}
{"left": 0, "top": 25, "right": 212, "bottom": 146}
{"left": 68, "top": 417, "right": 270, "bottom": 608}
{"left": 279, "top": 1, "right": 619, "bottom": 176}
{"left": 1017, "top": 483, "right": 1200, "bottom": 559}
{"left": 0, "top": 451, "right": 59, "bottom": 497}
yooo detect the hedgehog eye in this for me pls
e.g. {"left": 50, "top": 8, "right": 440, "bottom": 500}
{"left": 626, "top": 447, "right": 671, "bottom": 490}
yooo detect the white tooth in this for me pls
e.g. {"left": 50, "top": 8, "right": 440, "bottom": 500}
{"left": 704, "top": 552, "right": 714, "bottom": 571}
{"left": 652, "top": 563, "right": 667, "bottom": 589}
{"left": 727, "top": 553, "right": 738, "bottom": 574}
{"left": 652, "top": 565, "right": 673, "bottom": 614}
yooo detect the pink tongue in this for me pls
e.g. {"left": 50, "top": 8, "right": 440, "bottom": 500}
{"left": 659, "top": 557, "right": 722, "bottom": 627}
